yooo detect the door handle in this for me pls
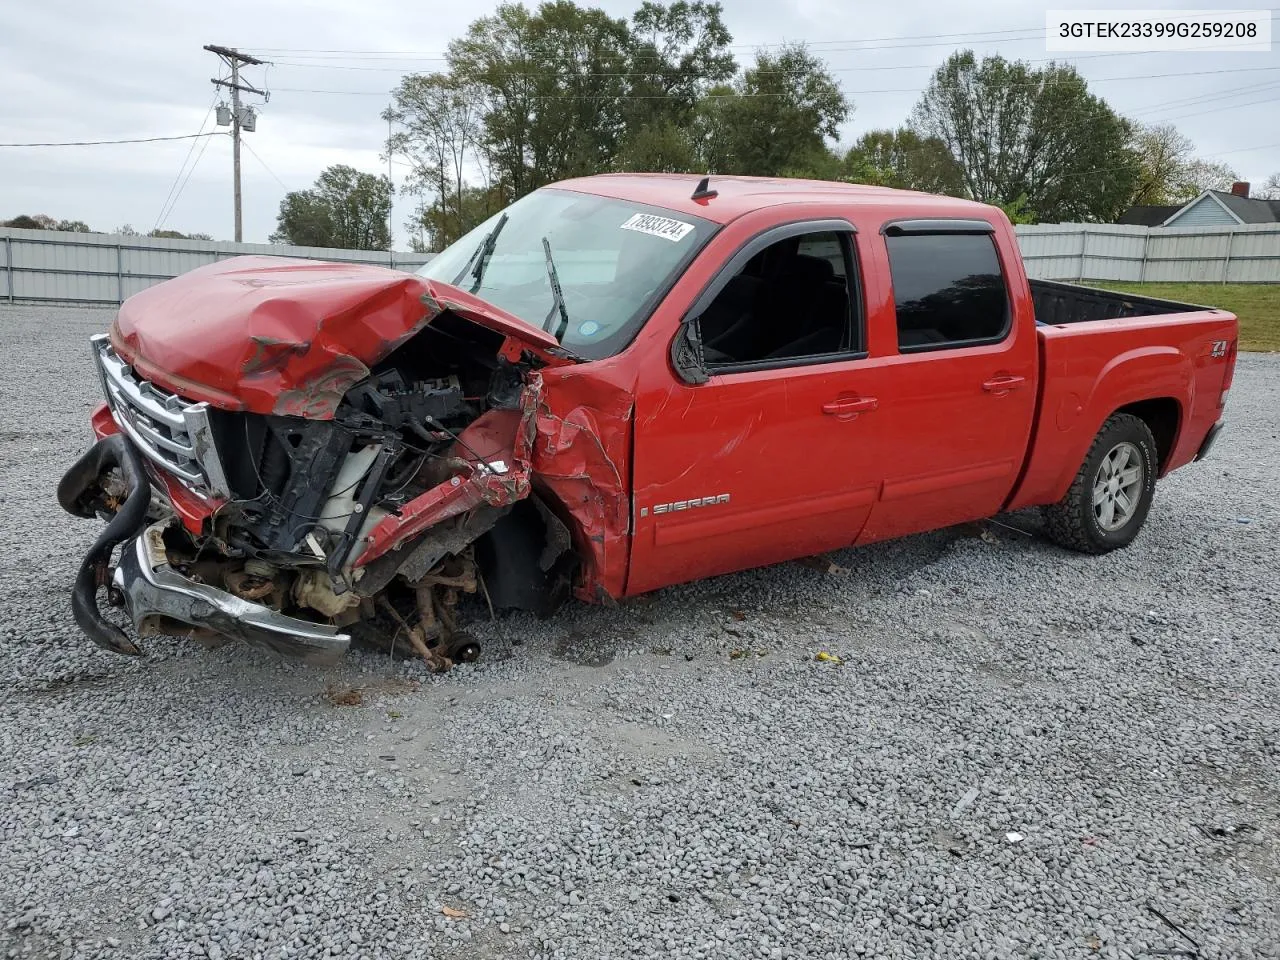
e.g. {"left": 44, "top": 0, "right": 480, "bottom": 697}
{"left": 982, "top": 375, "right": 1026, "bottom": 392}
{"left": 823, "top": 397, "right": 878, "bottom": 415}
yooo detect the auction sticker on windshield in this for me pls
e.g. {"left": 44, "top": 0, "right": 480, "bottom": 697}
{"left": 620, "top": 213, "right": 695, "bottom": 242}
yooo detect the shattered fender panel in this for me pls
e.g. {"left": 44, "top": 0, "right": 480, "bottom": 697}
{"left": 351, "top": 463, "right": 531, "bottom": 568}
{"left": 350, "top": 393, "right": 542, "bottom": 570}
{"left": 346, "top": 362, "right": 632, "bottom": 606}
{"left": 529, "top": 362, "right": 635, "bottom": 602}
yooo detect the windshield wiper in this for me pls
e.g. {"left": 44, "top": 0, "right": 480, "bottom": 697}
{"left": 450, "top": 212, "right": 509, "bottom": 291}
{"left": 541, "top": 236, "right": 570, "bottom": 343}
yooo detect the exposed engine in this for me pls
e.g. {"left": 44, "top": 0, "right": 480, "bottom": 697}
{"left": 66, "top": 309, "right": 576, "bottom": 670}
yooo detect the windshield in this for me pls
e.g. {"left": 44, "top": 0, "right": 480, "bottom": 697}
{"left": 417, "top": 188, "right": 716, "bottom": 360}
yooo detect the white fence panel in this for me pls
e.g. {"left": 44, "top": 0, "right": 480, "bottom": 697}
{"left": 0, "top": 227, "right": 433, "bottom": 307}
{"left": 1016, "top": 222, "right": 1280, "bottom": 283}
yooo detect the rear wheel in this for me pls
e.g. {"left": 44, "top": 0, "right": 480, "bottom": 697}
{"left": 1044, "top": 413, "right": 1158, "bottom": 554}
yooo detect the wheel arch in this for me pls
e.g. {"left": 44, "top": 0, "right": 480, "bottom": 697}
{"left": 1115, "top": 396, "right": 1181, "bottom": 474}
{"left": 1006, "top": 338, "right": 1191, "bottom": 512}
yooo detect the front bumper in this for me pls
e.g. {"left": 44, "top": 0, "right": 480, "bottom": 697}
{"left": 115, "top": 524, "right": 351, "bottom": 666}
{"left": 59, "top": 434, "right": 350, "bottom": 665}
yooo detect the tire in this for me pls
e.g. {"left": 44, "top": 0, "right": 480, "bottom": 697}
{"left": 1044, "top": 413, "right": 1158, "bottom": 555}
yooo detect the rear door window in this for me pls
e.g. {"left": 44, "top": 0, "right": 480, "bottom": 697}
{"left": 885, "top": 233, "right": 1009, "bottom": 351}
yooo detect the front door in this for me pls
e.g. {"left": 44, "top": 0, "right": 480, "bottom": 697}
{"left": 627, "top": 222, "right": 886, "bottom": 595}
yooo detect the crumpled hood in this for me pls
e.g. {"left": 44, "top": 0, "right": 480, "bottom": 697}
{"left": 111, "top": 256, "right": 565, "bottom": 418}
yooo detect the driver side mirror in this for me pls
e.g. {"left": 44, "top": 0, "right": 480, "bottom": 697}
{"left": 670, "top": 317, "right": 710, "bottom": 385}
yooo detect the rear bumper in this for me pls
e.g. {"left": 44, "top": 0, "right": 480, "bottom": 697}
{"left": 115, "top": 523, "right": 351, "bottom": 666}
{"left": 1195, "top": 421, "right": 1224, "bottom": 462}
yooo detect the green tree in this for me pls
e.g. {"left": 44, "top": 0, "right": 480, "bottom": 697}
{"left": 996, "top": 194, "right": 1037, "bottom": 224}
{"left": 913, "top": 51, "right": 1138, "bottom": 222}
{"left": 405, "top": 184, "right": 508, "bottom": 252}
{"left": 448, "top": 2, "right": 634, "bottom": 198}
{"left": 2, "top": 213, "right": 84, "bottom": 230}
{"left": 386, "top": 72, "right": 487, "bottom": 250}
{"left": 698, "top": 44, "right": 850, "bottom": 177}
{"left": 1129, "top": 123, "right": 1239, "bottom": 205}
{"left": 842, "top": 128, "right": 965, "bottom": 196}
{"left": 148, "top": 228, "right": 213, "bottom": 240}
{"left": 270, "top": 165, "right": 392, "bottom": 250}
{"left": 615, "top": 121, "right": 697, "bottom": 173}
{"left": 617, "top": 1, "right": 735, "bottom": 171}
{"left": 1182, "top": 158, "right": 1240, "bottom": 195}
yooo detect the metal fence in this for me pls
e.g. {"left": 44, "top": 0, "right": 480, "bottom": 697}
{"left": 1016, "top": 222, "right": 1280, "bottom": 284}
{"left": 3, "top": 221, "right": 1278, "bottom": 307}
{"left": 0, "top": 227, "right": 433, "bottom": 306}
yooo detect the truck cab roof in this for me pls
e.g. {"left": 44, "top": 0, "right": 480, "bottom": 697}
{"left": 552, "top": 173, "right": 1001, "bottom": 226}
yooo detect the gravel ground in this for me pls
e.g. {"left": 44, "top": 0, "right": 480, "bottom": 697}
{"left": 1, "top": 303, "right": 1277, "bottom": 960}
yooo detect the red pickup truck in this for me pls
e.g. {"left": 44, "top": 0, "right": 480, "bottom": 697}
{"left": 58, "top": 175, "right": 1238, "bottom": 667}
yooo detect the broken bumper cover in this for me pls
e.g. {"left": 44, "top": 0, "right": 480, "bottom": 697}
{"left": 115, "top": 525, "right": 351, "bottom": 666}
{"left": 59, "top": 434, "right": 351, "bottom": 664}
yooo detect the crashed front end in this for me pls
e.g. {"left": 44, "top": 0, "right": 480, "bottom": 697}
{"left": 57, "top": 258, "right": 629, "bottom": 669}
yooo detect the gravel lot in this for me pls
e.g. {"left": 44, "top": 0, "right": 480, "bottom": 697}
{"left": 1, "top": 303, "right": 1277, "bottom": 960}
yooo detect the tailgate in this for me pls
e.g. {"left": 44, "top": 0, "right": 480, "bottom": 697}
{"left": 1006, "top": 309, "right": 1238, "bottom": 512}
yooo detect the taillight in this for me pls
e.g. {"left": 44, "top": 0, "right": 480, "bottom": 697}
{"left": 1220, "top": 339, "right": 1237, "bottom": 408}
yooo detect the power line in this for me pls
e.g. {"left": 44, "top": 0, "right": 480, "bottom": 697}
{"left": 1156, "top": 92, "right": 1280, "bottom": 125}
{"left": 154, "top": 95, "right": 220, "bottom": 231}
{"left": 262, "top": 38, "right": 1272, "bottom": 76}
{"left": 239, "top": 137, "right": 289, "bottom": 191}
{"left": 245, "top": 26, "right": 1052, "bottom": 57}
{"left": 245, "top": 17, "right": 1279, "bottom": 60}
{"left": 275, "top": 64, "right": 1280, "bottom": 99}
{"left": 1134, "top": 78, "right": 1280, "bottom": 116}
{"left": 158, "top": 128, "right": 218, "bottom": 225}
{"left": 1053, "top": 138, "right": 1280, "bottom": 184}
{"left": 0, "top": 132, "right": 223, "bottom": 148}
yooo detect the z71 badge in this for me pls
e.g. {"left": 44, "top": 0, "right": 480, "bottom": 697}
{"left": 640, "top": 493, "right": 730, "bottom": 518}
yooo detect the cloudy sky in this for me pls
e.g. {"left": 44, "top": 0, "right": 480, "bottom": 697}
{"left": 1, "top": 0, "right": 1276, "bottom": 247}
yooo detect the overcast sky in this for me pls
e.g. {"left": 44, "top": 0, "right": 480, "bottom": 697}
{"left": 1, "top": 0, "right": 1276, "bottom": 247}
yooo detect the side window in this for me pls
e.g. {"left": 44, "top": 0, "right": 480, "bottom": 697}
{"left": 796, "top": 233, "right": 846, "bottom": 278}
{"left": 885, "top": 233, "right": 1010, "bottom": 351}
{"left": 698, "top": 231, "right": 861, "bottom": 368}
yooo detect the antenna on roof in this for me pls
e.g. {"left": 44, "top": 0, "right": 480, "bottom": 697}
{"left": 690, "top": 175, "right": 718, "bottom": 202}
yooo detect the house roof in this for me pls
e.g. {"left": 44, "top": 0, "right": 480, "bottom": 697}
{"left": 1209, "top": 190, "right": 1280, "bottom": 224}
{"left": 1117, "top": 191, "right": 1280, "bottom": 227}
{"left": 1116, "top": 204, "right": 1182, "bottom": 226}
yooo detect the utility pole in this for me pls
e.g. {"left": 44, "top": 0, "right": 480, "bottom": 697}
{"left": 387, "top": 114, "right": 395, "bottom": 260}
{"left": 205, "top": 45, "right": 266, "bottom": 242}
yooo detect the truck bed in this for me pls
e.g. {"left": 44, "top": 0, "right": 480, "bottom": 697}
{"left": 1007, "top": 291, "right": 1237, "bottom": 514}
{"left": 1030, "top": 279, "right": 1211, "bottom": 326}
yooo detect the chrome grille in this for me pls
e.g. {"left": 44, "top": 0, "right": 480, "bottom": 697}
{"left": 91, "top": 334, "right": 231, "bottom": 499}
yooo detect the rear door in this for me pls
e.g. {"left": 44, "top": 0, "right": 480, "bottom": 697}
{"left": 854, "top": 219, "right": 1038, "bottom": 544}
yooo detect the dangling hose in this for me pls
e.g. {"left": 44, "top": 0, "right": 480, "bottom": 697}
{"left": 56, "top": 434, "right": 152, "bottom": 655}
